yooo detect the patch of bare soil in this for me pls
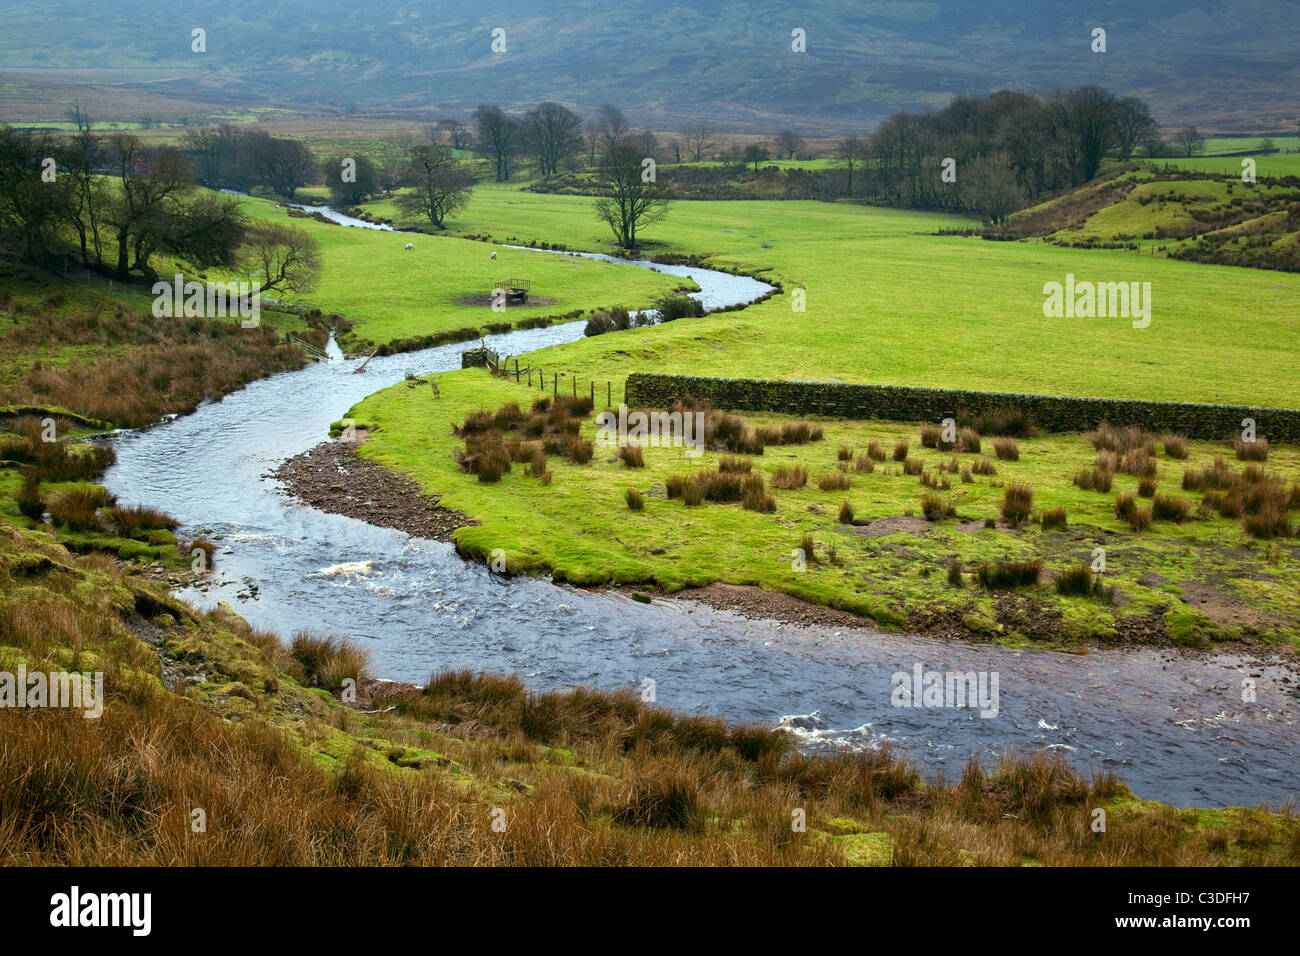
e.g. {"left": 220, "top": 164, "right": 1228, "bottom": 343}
{"left": 456, "top": 294, "right": 559, "bottom": 307}
{"left": 274, "top": 439, "right": 475, "bottom": 541}
{"left": 849, "top": 516, "right": 933, "bottom": 538}
{"left": 670, "top": 582, "right": 873, "bottom": 630}
{"left": 1178, "top": 579, "right": 1285, "bottom": 632}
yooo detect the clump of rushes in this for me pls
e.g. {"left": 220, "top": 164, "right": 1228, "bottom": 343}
{"left": 855, "top": 453, "right": 875, "bottom": 473}
{"left": 867, "top": 440, "right": 885, "bottom": 461}
{"left": 1088, "top": 423, "right": 1154, "bottom": 455}
{"left": 618, "top": 445, "right": 645, "bottom": 468}
{"left": 837, "top": 444, "right": 853, "bottom": 461}
{"left": 15, "top": 473, "right": 44, "bottom": 520}
{"left": 1055, "top": 564, "right": 1106, "bottom": 598}
{"left": 1182, "top": 456, "right": 1233, "bottom": 491}
{"left": 682, "top": 482, "right": 704, "bottom": 506}
{"left": 919, "top": 423, "right": 941, "bottom": 448}
{"left": 892, "top": 440, "right": 910, "bottom": 462}
{"left": 1241, "top": 483, "right": 1293, "bottom": 539}
{"left": 960, "top": 465, "right": 973, "bottom": 483}
{"left": 958, "top": 428, "right": 981, "bottom": 453}
{"left": 665, "top": 474, "right": 690, "bottom": 499}
{"left": 1137, "top": 476, "right": 1157, "bottom": 497}
{"left": 108, "top": 504, "right": 179, "bottom": 538}
{"left": 694, "top": 471, "right": 745, "bottom": 502}
{"left": 839, "top": 500, "right": 855, "bottom": 524}
{"left": 755, "top": 421, "right": 820, "bottom": 446}
{"left": 180, "top": 536, "right": 217, "bottom": 569}
{"left": 1114, "top": 492, "right": 1152, "bottom": 531}
{"left": 947, "top": 556, "right": 964, "bottom": 587}
{"left": 1233, "top": 437, "right": 1269, "bottom": 461}
{"left": 819, "top": 471, "right": 851, "bottom": 491}
{"left": 289, "top": 632, "right": 370, "bottom": 692}
{"left": 1039, "top": 506, "right": 1067, "bottom": 530}
{"left": 530, "top": 448, "right": 548, "bottom": 477}
{"left": 1000, "top": 483, "right": 1033, "bottom": 527}
{"left": 971, "top": 456, "right": 997, "bottom": 476}
{"left": 976, "top": 559, "right": 1043, "bottom": 589}
{"left": 1121, "top": 447, "right": 1156, "bottom": 478}
{"left": 47, "top": 486, "right": 114, "bottom": 532}
{"left": 718, "top": 455, "right": 753, "bottom": 473}
{"left": 570, "top": 438, "right": 594, "bottom": 464}
{"left": 1151, "top": 492, "right": 1190, "bottom": 522}
{"left": 625, "top": 488, "right": 644, "bottom": 511}
{"left": 798, "top": 532, "right": 817, "bottom": 564}
{"left": 771, "top": 466, "right": 808, "bottom": 490}
{"left": 1074, "top": 466, "right": 1113, "bottom": 492}
{"left": 993, "top": 437, "right": 1019, "bottom": 461}
{"left": 743, "top": 475, "right": 776, "bottom": 512}
{"left": 1162, "top": 434, "right": 1188, "bottom": 460}
{"left": 903, "top": 458, "right": 923, "bottom": 476}
{"left": 921, "top": 493, "right": 955, "bottom": 521}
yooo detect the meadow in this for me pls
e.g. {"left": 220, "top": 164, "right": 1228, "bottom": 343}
{"left": 362, "top": 187, "right": 1300, "bottom": 408}
{"left": 234, "top": 195, "right": 691, "bottom": 353}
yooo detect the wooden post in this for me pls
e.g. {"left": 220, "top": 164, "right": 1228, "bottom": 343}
{"left": 590, "top": 380, "right": 594, "bottom": 403}
{"left": 572, "top": 377, "right": 577, "bottom": 397}
{"left": 607, "top": 382, "right": 611, "bottom": 408}
{"left": 553, "top": 374, "right": 558, "bottom": 397}
{"left": 527, "top": 368, "right": 532, "bottom": 386}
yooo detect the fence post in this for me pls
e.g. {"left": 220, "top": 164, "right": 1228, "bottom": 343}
{"left": 553, "top": 374, "right": 558, "bottom": 397}
{"left": 572, "top": 377, "right": 577, "bottom": 398}
{"left": 607, "top": 382, "right": 611, "bottom": 408}
{"left": 590, "top": 380, "right": 594, "bottom": 403}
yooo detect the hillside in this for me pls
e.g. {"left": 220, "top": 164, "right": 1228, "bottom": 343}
{"left": 2, "top": 1, "right": 1300, "bottom": 130}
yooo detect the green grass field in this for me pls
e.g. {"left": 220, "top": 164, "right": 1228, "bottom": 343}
{"left": 232, "top": 195, "right": 692, "bottom": 352}
{"left": 1146, "top": 154, "right": 1300, "bottom": 178}
{"left": 360, "top": 188, "right": 1300, "bottom": 408}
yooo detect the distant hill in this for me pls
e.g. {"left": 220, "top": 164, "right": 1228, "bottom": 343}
{"left": 2, "top": 0, "right": 1299, "bottom": 131}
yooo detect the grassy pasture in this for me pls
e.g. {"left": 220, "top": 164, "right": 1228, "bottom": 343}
{"left": 232, "top": 195, "right": 692, "bottom": 352}
{"left": 363, "top": 188, "right": 1300, "bottom": 408}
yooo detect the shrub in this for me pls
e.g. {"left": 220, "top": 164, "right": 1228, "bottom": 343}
{"left": 1074, "top": 466, "right": 1113, "bottom": 492}
{"left": 1151, "top": 493, "right": 1190, "bottom": 522}
{"left": 1114, "top": 492, "right": 1152, "bottom": 531}
{"left": 993, "top": 437, "right": 1019, "bottom": 461}
{"left": 892, "top": 440, "right": 910, "bottom": 462}
{"left": 1233, "top": 437, "right": 1269, "bottom": 461}
{"left": 289, "top": 632, "right": 370, "bottom": 691}
{"left": 48, "top": 486, "right": 114, "bottom": 532}
{"left": 109, "top": 504, "right": 180, "bottom": 538}
{"left": 947, "top": 557, "right": 964, "bottom": 587}
{"left": 976, "top": 559, "right": 1043, "bottom": 589}
{"left": 718, "top": 455, "right": 752, "bottom": 473}
{"left": 15, "top": 473, "right": 44, "bottom": 520}
{"left": 818, "top": 471, "right": 851, "bottom": 492}
{"left": 1121, "top": 447, "right": 1156, "bottom": 478}
{"left": 771, "top": 466, "right": 808, "bottom": 490}
{"left": 1055, "top": 564, "right": 1101, "bottom": 597}
{"left": 1162, "top": 434, "right": 1188, "bottom": 460}
{"left": 1000, "top": 483, "right": 1033, "bottom": 527}
{"left": 921, "top": 493, "right": 955, "bottom": 522}
{"left": 618, "top": 445, "right": 645, "bottom": 468}
{"left": 656, "top": 294, "right": 705, "bottom": 322}
{"left": 1039, "top": 506, "right": 1067, "bottom": 530}
{"left": 665, "top": 475, "right": 690, "bottom": 499}
{"left": 625, "top": 488, "right": 645, "bottom": 510}
{"left": 839, "top": 500, "right": 854, "bottom": 524}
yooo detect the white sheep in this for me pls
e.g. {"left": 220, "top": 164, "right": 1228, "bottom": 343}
{"left": 405, "top": 242, "right": 414, "bottom": 251}
{"left": 490, "top": 251, "right": 498, "bottom": 259}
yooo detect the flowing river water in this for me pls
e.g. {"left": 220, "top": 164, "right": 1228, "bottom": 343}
{"left": 102, "top": 217, "right": 1299, "bottom": 809}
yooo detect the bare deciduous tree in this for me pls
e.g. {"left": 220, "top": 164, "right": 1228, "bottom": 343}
{"left": 593, "top": 143, "right": 669, "bottom": 249}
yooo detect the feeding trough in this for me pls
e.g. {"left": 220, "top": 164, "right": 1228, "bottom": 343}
{"left": 494, "top": 278, "right": 530, "bottom": 304}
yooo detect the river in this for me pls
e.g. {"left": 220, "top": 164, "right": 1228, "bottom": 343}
{"left": 100, "top": 228, "right": 1299, "bottom": 810}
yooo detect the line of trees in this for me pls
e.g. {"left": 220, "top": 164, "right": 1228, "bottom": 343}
{"left": 0, "top": 124, "right": 319, "bottom": 291}
{"left": 832, "top": 86, "right": 1160, "bottom": 223}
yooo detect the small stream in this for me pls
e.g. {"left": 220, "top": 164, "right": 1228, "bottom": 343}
{"left": 100, "top": 220, "right": 1299, "bottom": 809}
